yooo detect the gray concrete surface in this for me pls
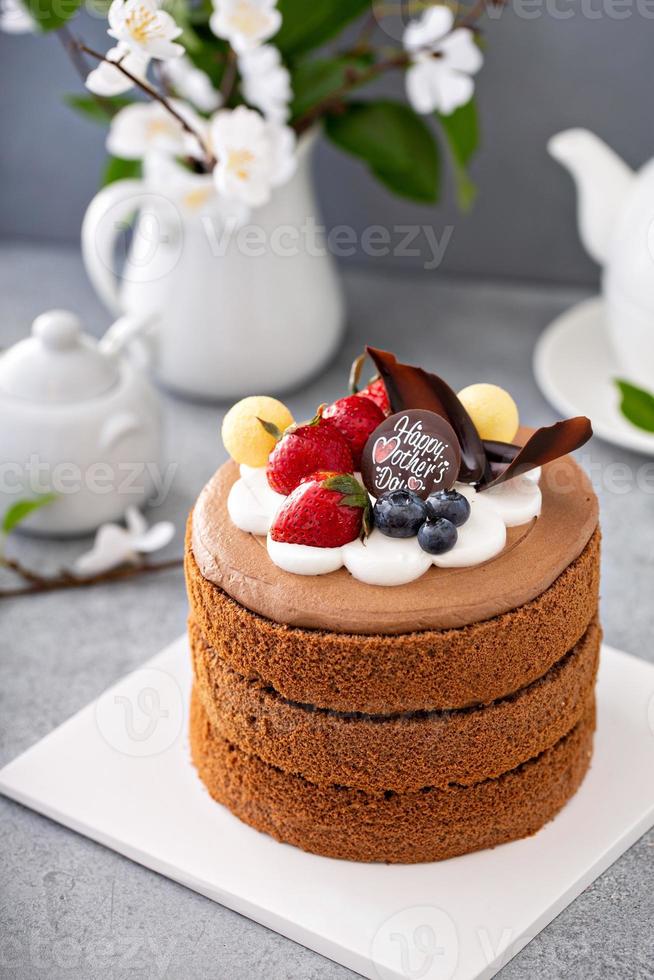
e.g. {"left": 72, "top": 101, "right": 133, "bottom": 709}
{"left": 0, "top": 241, "right": 653, "bottom": 979}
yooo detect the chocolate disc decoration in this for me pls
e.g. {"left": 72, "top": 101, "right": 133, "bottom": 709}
{"left": 361, "top": 410, "right": 461, "bottom": 500}
{"left": 367, "top": 346, "right": 488, "bottom": 483}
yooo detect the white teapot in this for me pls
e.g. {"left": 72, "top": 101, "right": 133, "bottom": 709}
{"left": 0, "top": 310, "right": 161, "bottom": 537}
{"left": 549, "top": 128, "right": 654, "bottom": 389}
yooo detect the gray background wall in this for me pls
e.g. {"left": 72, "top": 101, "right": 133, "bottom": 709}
{"left": 1, "top": 4, "right": 652, "bottom": 284}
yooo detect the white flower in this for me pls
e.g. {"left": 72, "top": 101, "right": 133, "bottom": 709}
{"left": 209, "top": 106, "right": 296, "bottom": 208}
{"left": 145, "top": 151, "right": 251, "bottom": 225}
{"left": 146, "top": 151, "right": 214, "bottom": 203}
{"left": 239, "top": 45, "right": 291, "bottom": 123}
{"left": 86, "top": 43, "right": 150, "bottom": 97}
{"left": 210, "top": 0, "right": 281, "bottom": 54}
{"left": 163, "top": 56, "right": 223, "bottom": 113}
{"left": 403, "top": 6, "right": 482, "bottom": 116}
{"left": 73, "top": 507, "right": 175, "bottom": 577}
{"left": 107, "top": 99, "right": 208, "bottom": 160}
{"left": 108, "top": 0, "right": 183, "bottom": 60}
{"left": 0, "top": 0, "right": 35, "bottom": 33}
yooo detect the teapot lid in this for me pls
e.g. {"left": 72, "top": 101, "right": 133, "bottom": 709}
{"left": 0, "top": 310, "right": 119, "bottom": 404}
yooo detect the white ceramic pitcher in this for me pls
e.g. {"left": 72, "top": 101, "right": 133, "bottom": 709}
{"left": 81, "top": 134, "right": 345, "bottom": 401}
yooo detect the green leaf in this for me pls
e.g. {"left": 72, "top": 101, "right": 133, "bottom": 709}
{"left": 257, "top": 417, "right": 284, "bottom": 441}
{"left": 85, "top": 0, "right": 111, "bottom": 16}
{"left": 438, "top": 99, "right": 479, "bottom": 166}
{"left": 349, "top": 351, "right": 366, "bottom": 394}
{"left": 615, "top": 379, "right": 654, "bottom": 432}
{"left": 186, "top": 0, "right": 212, "bottom": 26}
{"left": 290, "top": 54, "right": 372, "bottom": 121}
{"left": 102, "top": 156, "right": 142, "bottom": 187}
{"left": 275, "top": 0, "right": 370, "bottom": 59}
{"left": 438, "top": 99, "right": 479, "bottom": 211}
{"left": 22, "top": 0, "right": 82, "bottom": 31}
{"left": 2, "top": 495, "right": 57, "bottom": 535}
{"left": 451, "top": 168, "right": 477, "bottom": 211}
{"left": 324, "top": 100, "right": 440, "bottom": 204}
{"left": 322, "top": 474, "right": 373, "bottom": 540}
{"left": 184, "top": 29, "right": 231, "bottom": 88}
{"left": 164, "top": 0, "right": 206, "bottom": 54}
{"left": 64, "top": 94, "right": 133, "bottom": 124}
{"left": 323, "top": 474, "right": 368, "bottom": 504}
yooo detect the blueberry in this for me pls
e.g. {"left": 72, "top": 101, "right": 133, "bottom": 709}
{"left": 425, "top": 489, "right": 471, "bottom": 527}
{"left": 373, "top": 490, "right": 428, "bottom": 538}
{"left": 418, "top": 517, "right": 458, "bottom": 555}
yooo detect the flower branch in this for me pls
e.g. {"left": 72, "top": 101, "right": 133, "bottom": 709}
{"left": 0, "top": 502, "right": 180, "bottom": 599}
{"left": 456, "top": 0, "right": 499, "bottom": 30}
{"left": 78, "top": 41, "right": 215, "bottom": 167}
{"left": 0, "top": 506, "right": 182, "bottom": 599}
{"left": 294, "top": 0, "right": 489, "bottom": 135}
{"left": 57, "top": 25, "right": 117, "bottom": 121}
{"left": 0, "top": 553, "right": 183, "bottom": 599}
{"left": 219, "top": 46, "right": 238, "bottom": 103}
{"left": 8, "top": 0, "right": 496, "bottom": 225}
{"left": 294, "top": 52, "right": 410, "bottom": 136}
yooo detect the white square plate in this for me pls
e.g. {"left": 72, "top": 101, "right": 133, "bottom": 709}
{"left": 2, "top": 639, "right": 654, "bottom": 980}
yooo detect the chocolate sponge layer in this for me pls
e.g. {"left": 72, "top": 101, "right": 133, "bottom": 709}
{"left": 190, "top": 690, "right": 595, "bottom": 865}
{"left": 185, "top": 524, "right": 600, "bottom": 714}
{"left": 189, "top": 618, "right": 600, "bottom": 792}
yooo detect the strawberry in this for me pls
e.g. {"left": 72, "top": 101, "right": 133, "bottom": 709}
{"left": 270, "top": 472, "right": 372, "bottom": 547}
{"left": 356, "top": 377, "right": 391, "bottom": 416}
{"left": 266, "top": 414, "right": 353, "bottom": 495}
{"left": 322, "top": 394, "right": 385, "bottom": 469}
{"left": 348, "top": 351, "right": 391, "bottom": 416}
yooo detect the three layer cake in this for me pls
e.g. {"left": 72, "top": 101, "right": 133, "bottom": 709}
{"left": 185, "top": 349, "right": 599, "bottom": 863}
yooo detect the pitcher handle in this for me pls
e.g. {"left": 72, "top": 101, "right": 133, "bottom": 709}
{"left": 81, "top": 178, "right": 147, "bottom": 316}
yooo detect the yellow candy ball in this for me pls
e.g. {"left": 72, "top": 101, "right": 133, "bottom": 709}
{"left": 457, "top": 383, "right": 520, "bottom": 443}
{"left": 222, "top": 396, "right": 294, "bottom": 467}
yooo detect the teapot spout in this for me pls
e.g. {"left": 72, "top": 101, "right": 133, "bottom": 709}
{"left": 548, "top": 128, "right": 634, "bottom": 266}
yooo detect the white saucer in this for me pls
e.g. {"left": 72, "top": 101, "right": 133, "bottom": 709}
{"left": 1, "top": 635, "right": 654, "bottom": 980}
{"left": 533, "top": 296, "right": 654, "bottom": 456}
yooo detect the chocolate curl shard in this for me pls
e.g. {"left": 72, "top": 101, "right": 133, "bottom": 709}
{"left": 482, "top": 440, "right": 520, "bottom": 465}
{"left": 482, "top": 440, "right": 520, "bottom": 481}
{"left": 478, "top": 417, "right": 593, "bottom": 490}
{"left": 366, "top": 346, "right": 488, "bottom": 483}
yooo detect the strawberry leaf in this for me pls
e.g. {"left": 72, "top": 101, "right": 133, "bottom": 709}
{"left": 323, "top": 473, "right": 373, "bottom": 540}
{"left": 340, "top": 494, "right": 365, "bottom": 507}
{"left": 349, "top": 351, "right": 366, "bottom": 394}
{"left": 288, "top": 407, "right": 326, "bottom": 435}
{"left": 257, "top": 417, "right": 284, "bottom": 442}
{"left": 308, "top": 405, "right": 326, "bottom": 426}
{"left": 360, "top": 499, "right": 373, "bottom": 539}
{"left": 322, "top": 473, "right": 369, "bottom": 508}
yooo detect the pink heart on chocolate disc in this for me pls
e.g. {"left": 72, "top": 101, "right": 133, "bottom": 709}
{"left": 408, "top": 477, "right": 422, "bottom": 492}
{"left": 373, "top": 436, "right": 400, "bottom": 465}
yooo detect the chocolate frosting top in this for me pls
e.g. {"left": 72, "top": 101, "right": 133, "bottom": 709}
{"left": 191, "top": 436, "right": 599, "bottom": 635}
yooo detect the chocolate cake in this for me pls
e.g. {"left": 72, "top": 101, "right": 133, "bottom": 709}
{"left": 185, "top": 350, "right": 599, "bottom": 863}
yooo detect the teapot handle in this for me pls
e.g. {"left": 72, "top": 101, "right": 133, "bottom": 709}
{"left": 99, "top": 410, "right": 142, "bottom": 451}
{"left": 81, "top": 178, "right": 147, "bottom": 316}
